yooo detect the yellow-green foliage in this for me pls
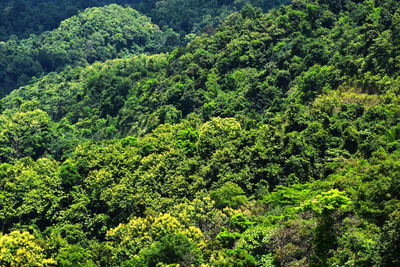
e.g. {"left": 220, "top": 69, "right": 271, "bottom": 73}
{"left": 0, "top": 231, "right": 56, "bottom": 266}
{"left": 106, "top": 212, "right": 204, "bottom": 258}
{"left": 298, "top": 189, "right": 352, "bottom": 216}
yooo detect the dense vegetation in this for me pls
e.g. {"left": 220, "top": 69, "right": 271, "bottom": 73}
{"left": 0, "top": 0, "right": 289, "bottom": 97}
{"left": 0, "top": 0, "right": 140, "bottom": 41}
{"left": 2, "top": 0, "right": 400, "bottom": 266}
{"left": 0, "top": 4, "right": 180, "bottom": 96}
{"left": 134, "top": 0, "right": 291, "bottom": 37}
{"left": 0, "top": 0, "right": 289, "bottom": 41}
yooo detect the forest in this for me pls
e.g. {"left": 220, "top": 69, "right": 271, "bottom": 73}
{"left": 1, "top": 0, "right": 400, "bottom": 266}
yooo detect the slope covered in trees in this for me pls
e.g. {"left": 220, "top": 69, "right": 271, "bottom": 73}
{"left": 134, "top": 0, "right": 291, "bottom": 37}
{"left": 0, "top": 0, "right": 141, "bottom": 41}
{"left": 0, "top": 0, "right": 289, "bottom": 41}
{"left": 1, "top": 0, "right": 400, "bottom": 266}
{"left": 0, "top": 4, "right": 179, "bottom": 96}
{"left": 0, "top": 0, "right": 288, "bottom": 97}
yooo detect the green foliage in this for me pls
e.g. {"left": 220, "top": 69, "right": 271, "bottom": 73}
{"left": 56, "top": 245, "right": 95, "bottom": 267}
{"left": 329, "top": 217, "right": 379, "bottom": 266}
{"left": 59, "top": 160, "right": 82, "bottom": 190}
{"left": 238, "top": 226, "right": 273, "bottom": 264}
{"left": 175, "top": 127, "right": 199, "bottom": 154}
{"left": 210, "top": 182, "right": 248, "bottom": 209}
{"left": 379, "top": 209, "right": 400, "bottom": 266}
{"left": 0, "top": 108, "right": 52, "bottom": 162}
{"left": 224, "top": 248, "right": 257, "bottom": 267}
{"left": 120, "top": 136, "right": 138, "bottom": 148}
{"left": 229, "top": 213, "right": 253, "bottom": 233}
{"left": 299, "top": 189, "right": 352, "bottom": 266}
{"left": 0, "top": 0, "right": 140, "bottom": 41}
{"left": 142, "top": 233, "right": 203, "bottom": 267}
{"left": 1, "top": 0, "right": 400, "bottom": 265}
{"left": 0, "top": 158, "right": 64, "bottom": 231}
{"left": 0, "top": 4, "right": 178, "bottom": 96}
{"left": 298, "top": 189, "right": 351, "bottom": 217}
{"left": 216, "top": 227, "right": 241, "bottom": 248}
{"left": 356, "top": 157, "right": 400, "bottom": 225}
{"left": 0, "top": 230, "right": 56, "bottom": 266}
{"left": 297, "top": 65, "right": 332, "bottom": 102}
{"left": 197, "top": 118, "right": 242, "bottom": 158}
{"left": 135, "top": 0, "right": 289, "bottom": 38}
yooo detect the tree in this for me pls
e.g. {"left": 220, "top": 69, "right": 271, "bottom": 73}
{"left": 143, "top": 233, "right": 203, "bottom": 267}
{"left": 0, "top": 108, "right": 52, "bottom": 162}
{"left": 210, "top": 182, "right": 248, "bottom": 209}
{"left": 380, "top": 209, "right": 400, "bottom": 266}
{"left": 0, "top": 231, "right": 56, "bottom": 266}
{"left": 298, "top": 189, "right": 352, "bottom": 266}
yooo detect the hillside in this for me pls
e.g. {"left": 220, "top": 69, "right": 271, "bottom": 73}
{"left": 0, "top": 0, "right": 289, "bottom": 41}
{"left": 1, "top": 0, "right": 400, "bottom": 266}
{"left": 0, "top": 0, "right": 141, "bottom": 41}
{"left": 134, "top": 0, "right": 290, "bottom": 36}
{"left": 0, "top": 0, "right": 289, "bottom": 97}
{"left": 0, "top": 4, "right": 179, "bottom": 96}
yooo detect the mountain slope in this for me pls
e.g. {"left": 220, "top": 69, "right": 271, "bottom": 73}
{"left": 0, "top": 0, "right": 141, "bottom": 41}
{"left": 0, "top": 4, "right": 178, "bottom": 96}
{"left": 5, "top": 0, "right": 400, "bottom": 152}
{"left": 1, "top": 0, "right": 400, "bottom": 266}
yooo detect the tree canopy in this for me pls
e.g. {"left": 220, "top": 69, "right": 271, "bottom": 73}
{"left": 1, "top": 0, "right": 400, "bottom": 265}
